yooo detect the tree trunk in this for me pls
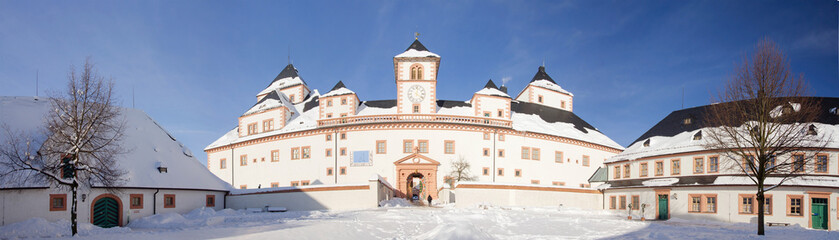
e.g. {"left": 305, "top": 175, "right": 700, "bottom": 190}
{"left": 71, "top": 181, "right": 78, "bottom": 236}
{"left": 757, "top": 185, "right": 765, "bottom": 235}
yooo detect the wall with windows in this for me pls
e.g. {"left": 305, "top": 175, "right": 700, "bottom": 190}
{"left": 237, "top": 107, "right": 288, "bottom": 137}
{"left": 523, "top": 86, "right": 573, "bottom": 112}
{"left": 605, "top": 186, "right": 839, "bottom": 230}
{"left": 471, "top": 94, "right": 511, "bottom": 119}
{"left": 0, "top": 188, "right": 225, "bottom": 227}
{"left": 319, "top": 94, "right": 358, "bottom": 119}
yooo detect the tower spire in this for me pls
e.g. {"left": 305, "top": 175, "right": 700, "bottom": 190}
{"left": 415, "top": 32, "right": 420, "bottom": 40}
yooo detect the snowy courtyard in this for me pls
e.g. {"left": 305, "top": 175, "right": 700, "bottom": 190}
{"left": 1, "top": 200, "right": 836, "bottom": 240}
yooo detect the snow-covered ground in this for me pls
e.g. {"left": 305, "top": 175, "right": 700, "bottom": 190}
{"left": 1, "top": 203, "right": 836, "bottom": 239}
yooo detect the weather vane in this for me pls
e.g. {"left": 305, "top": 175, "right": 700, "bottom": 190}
{"left": 415, "top": 32, "right": 420, "bottom": 40}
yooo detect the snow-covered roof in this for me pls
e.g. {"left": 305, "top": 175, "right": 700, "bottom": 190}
{"left": 529, "top": 79, "right": 573, "bottom": 96}
{"left": 0, "top": 96, "right": 232, "bottom": 191}
{"left": 243, "top": 90, "right": 297, "bottom": 116}
{"left": 257, "top": 64, "right": 308, "bottom": 96}
{"left": 321, "top": 81, "right": 356, "bottom": 98}
{"left": 395, "top": 39, "right": 440, "bottom": 58}
{"left": 473, "top": 80, "right": 510, "bottom": 98}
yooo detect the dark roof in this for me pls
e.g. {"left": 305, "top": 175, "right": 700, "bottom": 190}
{"left": 244, "top": 91, "right": 286, "bottom": 116}
{"left": 266, "top": 64, "right": 307, "bottom": 89}
{"left": 406, "top": 39, "right": 429, "bottom": 52}
{"left": 607, "top": 175, "right": 719, "bottom": 188}
{"left": 483, "top": 79, "right": 498, "bottom": 90}
{"left": 363, "top": 100, "right": 397, "bottom": 108}
{"left": 511, "top": 101, "right": 597, "bottom": 133}
{"left": 303, "top": 95, "right": 319, "bottom": 112}
{"left": 499, "top": 85, "right": 508, "bottom": 94}
{"left": 631, "top": 97, "right": 839, "bottom": 145}
{"left": 588, "top": 167, "right": 608, "bottom": 183}
{"left": 437, "top": 100, "right": 471, "bottom": 108}
{"left": 530, "top": 66, "right": 556, "bottom": 84}
{"left": 330, "top": 81, "right": 347, "bottom": 91}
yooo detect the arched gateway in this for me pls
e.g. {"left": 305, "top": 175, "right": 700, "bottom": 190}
{"left": 394, "top": 153, "right": 440, "bottom": 200}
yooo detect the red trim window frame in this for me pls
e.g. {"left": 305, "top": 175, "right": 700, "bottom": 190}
{"left": 613, "top": 165, "right": 621, "bottom": 180}
{"left": 514, "top": 169, "right": 522, "bottom": 177}
{"left": 483, "top": 148, "right": 490, "bottom": 157}
{"left": 555, "top": 151, "right": 564, "bottom": 163}
{"left": 693, "top": 157, "right": 704, "bottom": 174}
{"left": 619, "top": 196, "right": 627, "bottom": 210}
{"left": 482, "top": 167, "right": 489, "bottom": 176}
{"left": 521, "top": 147, "right": 530, "bottom": 160}
{"left": 707, "top": 155, "right": 720, "bottom": 173}
{"left": 240, "top": 154, "right": 248, "bottom": 166}
{"left": 271, "top": 150, "right": 279, "bottom": 162}
{"left": 582, "top": 155, "right": 590, "bottom": 166}
{"left": 609, "top": 196, "right": 616, "bottom": 209}
{"left": 164, "top": 194, "right": 176, "bottom": 208}
{"left": 497, "top": 168, "right": 504, "bottom": 176}
{"left": 376, "top": 140, "right": 387, "bottom": 154}
{"left": 531, "top": 148, "right": 541, "bottom": 161}
{"left": 403, "top": 140, "right": 414, "bottom": 153}
{"left": 417, "top": 140, "right": 429, "bottom": 153}
{"left": 623, "top": 163, "right": 630, "bottom": 178}
{"left": 219, "top": 158, "right": 227, "bottom": 169}
{"left": 206, "top": 195, "right": 216, "bottom": 207}
{"left": 444, "top": 140, "right": 455, "bottom": 154}
{"left": 815, "top": 154, "right": 829, "bottom": 173}
{"left": 498, "top": 149, "right": 505, "bottom": 158}
{"left": 340, "top": 166, "right": 347, "bottom": 175}
{"left": 654, "top": 160, "right": 664, "bottom": 176}
{"left": 327, "top": 168, "right": 334, "bottom": 176}
{"left": 290, "top": 147, "right": 300, "bottom": 160}
{"left": 639, "top": 162, "right": 648, "bottom": 177}
{"left": 49, "top": 194, "right": 67, "bottom": 211}
{"left": 325, "top": 148, "right": 332, "bottom": 157}
{"left": 787, "top": 194, "right": 804, "bottom": 217}
{"left": 340, "top": 148, "right": 347, "bottom": 156}
{"left": 301, "top": 146, "right": 311, "bottom": 159}
{"left": 129, "top": 194, "right": 143, "bottom": 209}
{"left": 671, "top": 159, "right": 681, "bottom": 175}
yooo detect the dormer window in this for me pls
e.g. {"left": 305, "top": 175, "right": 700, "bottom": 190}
{"left": 782, "top": 105, "right": 793, "bottom": 115}
{"left": 693, "top": 131, "right": 702, "bottom": 140}
{"left": 807, "top": 124, "right": 817, "bottom": 136}
{"left": 643, "top": 139, "right": 651, "bottom": 147}
{"left": 538, "top": 95, "right": 544, "bottom": 103}
{"left": 410, "top": 65, "right": 423, "bottom": 80}
{"left": 327, "top": 100, "right": 333, "bottom": 107}
{"left": 683, "top": 117, "right": 692, "bottom": 125}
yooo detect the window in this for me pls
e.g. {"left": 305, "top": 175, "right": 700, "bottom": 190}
{"left": 632, "top": 195, "right": 640, "bottom": 210}
{"left": 289, "top": 95, "right": 295, "bottom": 102}
{"left": 742, "top": 155, "right": 755, "bottom": 171}
{"left": 532, "top": 148, "right": 540, "bottom": 160}
{"left": 521, "top": 147, "right": 530, "bottom": 160}
{"left": 619, "top": 196, "right": 627, "bottom": 210}
{"left": 538, "top": 95, "right": 544, "bottom": 103}
{"left": 514, "top": 169, "right": 522, "bottom": 177}
{"left": 130, "top": 194, "right": 143, "bottom": 209}
{"left": 788, "top": 195, "right": 803, "bottom": 216}
{"left": 693, "top": 131, "right": 702, "bottom": 140}
{"left": 239, "top": 185, "right": 247, "bottom": 189}
{"left": 793, "top": 154, "right": 805, "bottom": 172}
{"left": 290, "top": 181, "right": 299, "bottom": 187}
{"left": 497, "top": 110, "right": 503, "bottom": 117}
{"left": 683, "top": 117, "right": 692, "bottom": 125}
{"left": 403, "top": 140, "right": 414, "bottom": 153}
{"left": 271, "top": 182, "right": 279, "bottom": 188}
{"left": 247, "top": 123, "right": 258, "bottom": 135}
{"left": 706, "top": 196, "right": 717, "bottom": 213}
{"left": 301, "top": 146, "right": 311, "bottom": 159}
{"left": 326, "top": 168, "right": 334, "bottom": 176}
{"left": 580, "top": 183, "right": 590, "bottom": 188}
{"left": 444, "top": 141, "right": 455, "bottom": 154}
{"left": 340, "top": 148, "right": 347, "bottom": 156}
{"left": 623, "top": 164, "right": 630, "bottom": 178}
{"left": 690, "top": 196, "right": 702, "bottom": 212}
{"left": 555, "top": 151, "right": 563, "bottom": 163}
{"left": 483, "top": 148, "right": 490, "bottom": 157}
{"left": 271, "top": 150, "right": 279, "bottom": 162}
{"left": 708, "top": 156, "right": 719, "bottom": 173}
{"left": 655, "top": 161, "right": 664, "bottom": 176}
{"left": 498, "top": 134, "right": 505, "bottom": 141}
{"left": 497, "top": 168, "right": 504, "bottom": 176}
{"left": 610, "top": 196, "right": 616, "bottom": 209}
{"left": 482, "top": 167, "right": 489, "bottom": 176}
{"left": 694, "top": 157, "right": 704, "bottom": 173}
{"left": 552, "top": 181, "right": 566, "bottom": 186}
{"left": 531, "top": 180, "right": 540, "bottom": 184}
{"left": 326, "top": 149, "right": 332, "bottom": 157}
{"left": 767, "top": 155, "right": 776, "bottom": 171}
{"left": 412, "top": 104, "right": 420, "bottom": 113}
{"left": 340, "top": 113, "right": 347, "bottom": 118}
{"left": 764, "top": 196, "right": 773, "bottom": 215}
{"left": 340, "top": 132, "right": 347, "bottom": 140}
{"left": 815, "top": 154, "right": 828, "bottom": 173}
{"left": 49, "top": 194, "right": 66, "bottom": 211}
{"left": 340, "top": 167, "right": 347, "bottom": 175}
{"left": 613, "top": 165, "right": 621, "bottom": 179}
{"left": 326, "top": 113, "right": 333, "bottom": 118}
{"left": 417, "top": 140, "right": 428, "bottom": 153}
{"left": 206, "top": 195, "right": 215, "bottom": 207}
{"left": 640, "top": 163, "right": 648, "bottom": 177}
{"left": 291, "top": 148, "right": 300, "bottom": 160}
{"left": 561, "top": 101, "right": 566, "bottom": 109}
{"left": 341, "top": 97, "right": 347, "bottom": 105}
{"left": 582, "top": 155, "right": 590, "bottom": 166}
{"left": 483, "top": 132, "right": 490, "bottom": 140}
{"left": 164, "top": 194, "right": 176, "bottom": 208}
{"left": 263, "top": 119, "right": 274, "bottom": 132}
{"left": 410, "top": 65, "right": 423, "bottom": 80}
{"left": 671, "top": 159, "right": 681, "bottom": 175}
{"left": 240, "top": 155, "right": 248, "bottom": 166}
{"left": 376, "top": 140, "right": 387, "bottom": 154}
{"left": 326, "top": 134, "right": 332, "bottom": 141}
{"left": 220, "top": 158, "right": 227, "bottom": 169}
{"left": 301, "top": 180, "right": 310, "bottom": 186}
{"left": 483, "top": 111, "right": 491, "bottom": 117}
{"left": 740, "top": 195, "right": 754, "bottom": 214}
{"left": 807, "top": 124, "right": 817, "bottom": 135}
{"left": 498, "top": 149, "right": 505, "bottom": 157}
{"left": 327, "top": 99, "right": 333, "bottom": 107}
{"left": 352, "top": 150, "right": 370, "bottom": 164}
{"left": 643, "top": 139, "right": 651, "bottom": 147}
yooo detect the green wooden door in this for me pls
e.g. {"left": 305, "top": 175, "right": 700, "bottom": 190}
{"left": 93, "top": 197, "right": 119, "bottom": 228}
{"left": 658, "top": 195, "right": 668, "bottom": 220}
{"left": 812, "top": 198, "right": 828, "bottom": 230}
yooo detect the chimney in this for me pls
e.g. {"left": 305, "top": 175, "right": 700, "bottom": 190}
{"left": 499, "top": 85, "right": 508, "bottom": 94}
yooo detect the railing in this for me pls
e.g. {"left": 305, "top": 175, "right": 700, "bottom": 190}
{"left": 317, "top": 114, "right": 513, "bottom": 128}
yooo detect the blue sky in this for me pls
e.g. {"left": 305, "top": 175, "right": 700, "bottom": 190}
{"left": 1, "top": 0, "right": 837, "bottom": 165}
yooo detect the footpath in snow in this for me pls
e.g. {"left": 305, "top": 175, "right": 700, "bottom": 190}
{"left": 0, "top": 200, "right": 836, "bottom": 240}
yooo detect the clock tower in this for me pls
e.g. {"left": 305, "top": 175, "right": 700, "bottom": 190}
{"left": 394, "top": 39, "right": 440, "bottom": 114}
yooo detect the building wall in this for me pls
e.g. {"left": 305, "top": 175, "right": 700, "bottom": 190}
{"left": 472, "top": 95, "right": 511, "bottom": 119}
{"left": 605, "top": 186, "right": 839, "bottom": 230}
{"left": 319, "top": 94, "right": 358, "bottom": 118}
{"left": 455, "top": 183, "right": 602, "bottom": 209}
{"left": 207, "top": 125, "right": 618, "bottom": 193}
{"left": 525, "top": 86, "right": 573, "bottom": 112}
{"left": 226, "top": 178, "right": 394, "bottom": 211}
{"left": 280, "top": 85, "right": 309, "bottom": 104}
{"left": 0, "top": 188, "right": 225, "bottom": 227}
{"left": 238, "top": 107, "right": 287, "bottom": 137}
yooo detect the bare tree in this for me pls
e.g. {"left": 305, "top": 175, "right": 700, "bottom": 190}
{"left": 704, "top": 39, "right": 827, "bottom": 235}
{"left": 446, "top": 156, "right": 477, "bottom": 188}
{"left": 0, "top": 58, "right": 127, "bottom": 235}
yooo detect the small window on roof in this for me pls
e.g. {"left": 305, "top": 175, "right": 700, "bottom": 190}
{"left": 693, "top": 131, "right": 702, "bottom": 140}
{"left": 807, "top": 124, "right": 817, "bottom": 136}
{"left": 683, "top": 117, "right": 692, "bottom": 125}
{"left": 643, "top": 139, "right": 651, "bottom": 147}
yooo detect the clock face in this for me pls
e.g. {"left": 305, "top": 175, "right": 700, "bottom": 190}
{"left": 407, "top": 85, "right": 426, "bottom": 103}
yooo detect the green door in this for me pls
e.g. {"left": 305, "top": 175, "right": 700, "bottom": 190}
{"left": 93, "top": 197, "right": 119, "bottom": 228}
{"left": 812, "top": 198, "right": 828, "bottom": 230}
{"left": 658, "top": 194, "right": 668, "bottom": 220}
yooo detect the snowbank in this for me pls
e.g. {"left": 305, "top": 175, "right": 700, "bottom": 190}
{"left": 0, "top": 217, "right": 129, "bottom": 238}
{"left": 379, "top": 198, "right": 414, "bottom": 208}
{"left": 127, "top": 207, "right": 244, "bottom": 229}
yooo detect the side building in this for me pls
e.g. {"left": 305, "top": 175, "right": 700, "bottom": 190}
{"left": 205, "top": 39, "right": 624, "bottom": 205}
{"left": 602, "top": 97, "right": 839, "bottom": 230}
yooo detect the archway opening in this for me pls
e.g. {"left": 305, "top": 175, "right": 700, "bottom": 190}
{"left": 406, "top": 172, "right": 425, "bottom": 201}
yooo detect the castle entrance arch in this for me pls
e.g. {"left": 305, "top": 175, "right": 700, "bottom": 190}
{"left": 394, "top": 153, "right": 439, "bottom": 200}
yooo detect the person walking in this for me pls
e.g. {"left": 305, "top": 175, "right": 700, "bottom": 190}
{"left": 426, "top": 195, "right": 433, "bottom": 206}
